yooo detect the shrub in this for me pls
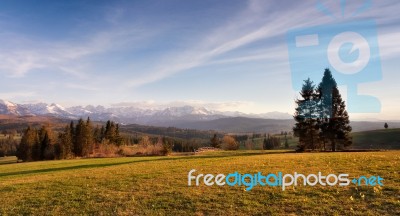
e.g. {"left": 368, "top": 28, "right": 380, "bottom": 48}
{"left": 119, "top": 144, "right": 164, "bottom": 156}
{"left": 161, "top": 137, "right": 173, "bottom": 155}
{"left": 221, "top": 135, "right": 239, "bottom": 150}
{"left": 92, "top": 144, "right": 119, "bottom": 158}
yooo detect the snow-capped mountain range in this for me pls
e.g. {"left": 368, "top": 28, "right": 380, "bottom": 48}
{"left": 0, "top": 99, "right": 292, "bottom": 125}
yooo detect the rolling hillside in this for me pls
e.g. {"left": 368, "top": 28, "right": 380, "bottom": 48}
{"left": 172, "top": 117, "right": 295, "bottom": 133}
{"left": 0, "top": 115, "right": 69, "bottom": 132}
{"left": 169, "top": 117, "right": 400, "bottom": 133}
{"left": 352, "top": 128, "right": 400, "bottom": 149}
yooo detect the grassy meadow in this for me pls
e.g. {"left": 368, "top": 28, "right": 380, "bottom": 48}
{"left": 352, "top": 128, "right": 400, "bottom": 149}
{"left": 0, "top": 150, "right": 399, "bottom": 215}
{"left": 0, "top": 156, "right": 17, "bottom": 165}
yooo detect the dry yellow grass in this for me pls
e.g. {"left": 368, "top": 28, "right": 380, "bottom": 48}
{"left": 0, "top": 150, "right": 399, "bottom": 215}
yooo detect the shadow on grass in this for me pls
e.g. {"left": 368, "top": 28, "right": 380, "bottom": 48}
{"left": 0, "top": 159, "right": 155, "bottom": 178}
{"left": 0, "top": 150, "right": 297, "bottom": 178}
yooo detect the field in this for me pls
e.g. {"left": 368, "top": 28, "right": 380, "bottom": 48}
{"left": 0, "top": 156, "right": 17, "bottom": 165}
{"left": 352, "top": 128, "right": 400, "bottom": 149}
{"left": 247, "top": 128, "right": 400, "bottom": 150}
{"left": 0, "top": 151, "right": 399, "bottom": 215}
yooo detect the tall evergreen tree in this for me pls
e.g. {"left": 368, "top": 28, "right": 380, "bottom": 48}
{"left": 293, "top": 78, "right": 320, "bottom": 151}
{"left": 317, "top": 69, "right": 336, "bottom": 118}
{"left": 105, "top": 120, "right": 112, "bottom": 139}
{"left": 44, "top": 127, "right": 56, "bottom": 159}
{"left": 115, "top": 124, "right": 122, "bottom": 145}
{"left": 100, "top": 125, "right": 106, "bottom": 142}
{"left": 102, "top": 120, "right": 122, "bottom": 145}
{"left": 68, "top": 121, "right": 75, "bottom": 155}
{"left": 17, "top": 127, "right": 39, "bottom": 161}
{"left": 38, "top": 126, "right": 50, "bottom": 160}
{"left": 93, "top": 126, "right": 102, "bottom": 143}
{"left": 16, "top": 119, "right": 125, "bottom": 161}
{"left": 74, "top": 118, "right": 85, "bottom": 156}
{"left": 293, "top": 69, "right": 352, "bottom": 152}
{"left": 115, "top": 124, "right": 120, "bottom": 136}
{"left": 317, "top": 69, "right": 352, "bottom": 151}
{"left": 84, "top": 117, "right": 94, "bottom": 156}
{"left": 57, "top": 125, "right": 74, "bottom": 159}
{"left": 210, "top": 134, "right": 220, "bottom": 148}
{"left": 284, "top": 132, "right": 289, "bottom": 149}
{"left": 41, "top": 132, "right": 52, "bottom": 159}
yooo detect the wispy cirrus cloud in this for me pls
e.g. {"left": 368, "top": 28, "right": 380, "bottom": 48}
{"left": 378, "top": 32, "right": 400, "bottom": 59}
{"left": 123, "top": 1, "right": 327, "bottom": 88}
{"left": 124, "top": 0, "right": 400, "bottom": 89}
{"left": 0, "top": 18, "right": 160, "bottom": 79}
{"left": 0, "top": 0, "right": 398, "bottom": 118}
{"left": 2, "top": 0, "right": 397, "bottom": 88}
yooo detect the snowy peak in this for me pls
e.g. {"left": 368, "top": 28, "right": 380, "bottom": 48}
{"left": 0, "top": 99, "right": 31, "bottom": 116}
{"left": 47, "top": 103, "right": 70, "bottom": 114}
{"left": 157, "top": 106, "right": 213, "bottom": 117}
{"left": 0, "top": 99, "right": 16, "bottom": 107}
{"left": 23, "top": 103, "right": 73, "bottom": 117}
{"left": 0, "top": 99, "right": 292, "bottom": 124}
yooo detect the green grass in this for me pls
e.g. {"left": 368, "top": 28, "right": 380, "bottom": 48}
{"left": 0, "top": 151, "right": 399, "bottom": 215}
{"left": 352, "top": 128, "right": 400, "bottom": 149}
{"left": 0, "top": 156, "right": 18, "bottom": 165}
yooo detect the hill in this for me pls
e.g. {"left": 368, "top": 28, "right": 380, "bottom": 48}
{"left": 352, "top": 128, "right": 400, "bottom": 149}
{"left": 0, "top": 115, "right": 69, "bottom": 132}
{"left": 172, "top": 117, "right": 295, "bottom": 133}
{"left": 119, "top": 124, "right": 218, "bottom": 141}
{"left": 168, "top": 117, "right": 400, "bottom": 133}
{"left": 0, "top": 114, "right": 399, "bottom": 150}
{"left": 350, "top": 121, "right": 400, "bottom": 132}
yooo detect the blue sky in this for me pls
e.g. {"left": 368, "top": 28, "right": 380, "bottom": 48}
{"left": 0, "top": 0, "right": 399, "bottom": 120}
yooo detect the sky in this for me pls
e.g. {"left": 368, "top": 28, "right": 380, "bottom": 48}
{"left": 0, "top": 0, "right": 399, "bottom": 120}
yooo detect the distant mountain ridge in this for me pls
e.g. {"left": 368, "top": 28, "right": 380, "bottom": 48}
{"left": 0, "top": 99, "right": 292, "bottom": 125}
{"left": 1, "top": 99, "right": 397, "bottom": 133}
{"left": 0, "top": 100, "right": 31, "bottom": 116}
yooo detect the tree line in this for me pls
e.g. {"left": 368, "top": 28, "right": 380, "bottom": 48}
{"left": 210, "top": 133, "right": 291, "bottom": 150}
{"left": 16, "top": 118, "right": 122, "bottom": 161}
{"left": 0, "top": 135, "right": 18, "bottom": 157}
{"left": 293, "top": 69, "right": 352, "bottom": 152}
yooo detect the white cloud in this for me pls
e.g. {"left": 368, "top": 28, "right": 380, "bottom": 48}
{"left": 111, "top": 100, "right": 255, "bottom": 112}
{"left": 0, "top": 91, "right": 36, "bottom": 100}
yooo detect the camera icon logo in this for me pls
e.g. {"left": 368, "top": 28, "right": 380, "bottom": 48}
{"left": 287, "top": 20, "right": 382, "bottom": 113}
